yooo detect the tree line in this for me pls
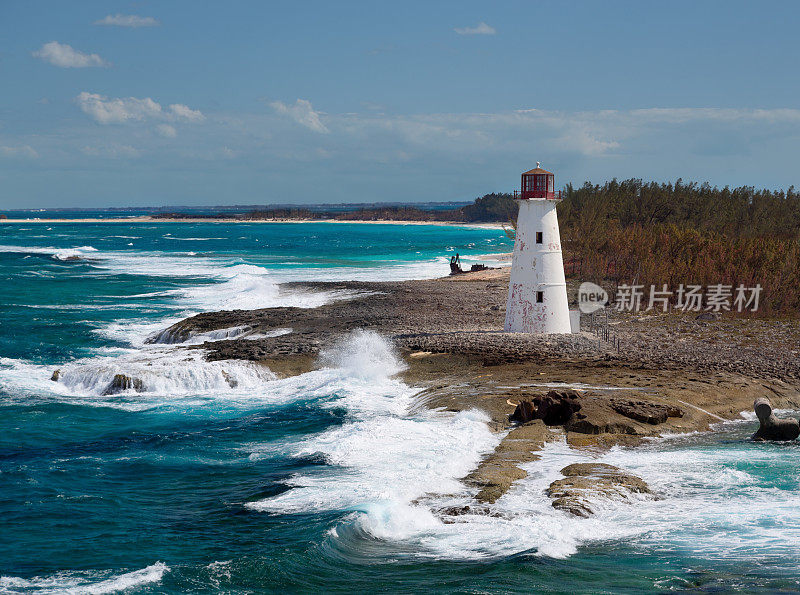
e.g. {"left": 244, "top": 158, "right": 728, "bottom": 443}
{"left": 557, "top": 179, "right": 800, "bottom": 315}
{"left": 152, "top": 192, "right": 519, "bottom": 223}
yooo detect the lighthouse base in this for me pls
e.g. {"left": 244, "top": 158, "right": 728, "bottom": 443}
{"left": 504, "top": 281, "right": 571, "bottom": 334}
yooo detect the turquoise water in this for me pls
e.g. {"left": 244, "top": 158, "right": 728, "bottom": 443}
{"left": 2, "top": 222, "right": 800, "bottom": 594}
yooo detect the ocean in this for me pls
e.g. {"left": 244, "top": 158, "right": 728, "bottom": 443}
{"left": 1, "top": 220, "right": 799, "bottom": 594}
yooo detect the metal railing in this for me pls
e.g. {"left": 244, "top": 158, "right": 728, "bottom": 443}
{"left": 512, "top": 190, "right": 562, "bottom": 200}
{"left": 588, "top": 309, "right": 622, "bottom": 353}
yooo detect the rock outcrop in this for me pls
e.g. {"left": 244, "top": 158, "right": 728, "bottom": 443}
{"left": 752, "top": 396, "right": 800, "bottom": 441}
{"left": 609, "top": 399, "right": 684, "bottom": 425}
{"left": 221, "top": 370, "right": 238, "bottom": 388}
{"left": 565, "top": 417, "right": 637, "bottom": 435}
{"left": 468, "top": 420, "right": 558, "bottom": 503}
{"left": 102, "top": 374, "right": 145, "bottom": 396}
{"left": 509, "top": 390, "right": 582, "bottom": 426}
{"left": 546, "top": 462, "right": 652, "bottom": 517}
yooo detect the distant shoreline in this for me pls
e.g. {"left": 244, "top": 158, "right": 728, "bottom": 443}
{"left": 0, "top": 216, "right": 505, "bottom": 229}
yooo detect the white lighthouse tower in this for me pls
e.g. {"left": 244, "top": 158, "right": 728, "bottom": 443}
{"left": 504, "top": 163, "right": 571, "bottom": 334}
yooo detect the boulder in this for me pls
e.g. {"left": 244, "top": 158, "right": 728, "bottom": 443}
{"left": 609, "top": 399, "right": 684, "bottom": 425}
{"left": 509, "top": 390, "right": 582, "bottom": 426}
{"left": 546, "top": 462, "right": 652, "bottom": 517}
{"left": 535, "top": 390, "right": 583, "bottom": 425}
{"left": 221, "top": 370, "right": 238, "bottom": 388}
{"left": 436, "top": 504, "right": 501, "bottom": 521}
{"left": 752, "top": 397, "right": 799, "bottom": 441}
{"left": 509, "top": 400, "right": 537, "bottom": 424}
{"left": 102, "top": 374, "right": 145, "bottom": 396}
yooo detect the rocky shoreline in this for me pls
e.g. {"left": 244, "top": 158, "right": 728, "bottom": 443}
{"left": 145, "top": 268, "right": 800, "bottom": 514}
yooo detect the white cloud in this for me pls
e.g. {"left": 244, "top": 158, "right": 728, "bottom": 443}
{"left": 32, "top": 41, "right": 108, "bottom": 68}
{"left": 156, "top": 124, "right": 177, "bottom": 138}
{"left": 27, "top": 103, "right": 800, "bottom": 177}
{"left": 167, "top": 103, "right": 204, "bottom": 122}
{"left": 0, "top": 145, "right": 38, "bottom": 158}
{"left": 270, "top": 99, "right": 329, "bottom": 133}
{"left": 628, "top": 107, "right": 800, "bottom": 124}
{"left": 76, "top": 93, "right": 161, "bottom": 124}
{"left": 94, "top": 14, "right": 159, "bottom": 27}
{"left": 76, "top": 92, "right": 205, "bottom": 125}
{"left": 554, "top": 128, "right": 621, "bottom": 156}
{"left": 10, "top": 103, "right": 800, "bottom": 205}
{"left": 454, "top": 22, "right": 496, "bottom": 35}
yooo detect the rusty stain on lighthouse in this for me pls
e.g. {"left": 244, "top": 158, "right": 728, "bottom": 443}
{"left": 504, "top": 163, "right": 571, "bottom": 334}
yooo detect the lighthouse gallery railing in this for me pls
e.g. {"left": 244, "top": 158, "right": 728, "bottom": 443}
{"left": 512, "top": 190, "right": 562, "bottom": 200}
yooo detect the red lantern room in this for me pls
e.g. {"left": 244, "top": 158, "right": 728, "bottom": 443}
{"left": 514, "top": 162, "right": 560, "bottom": 200}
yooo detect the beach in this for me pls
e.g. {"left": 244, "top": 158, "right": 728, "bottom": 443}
{"left": 0, "top": 216, "right": 505, "bottom": 229}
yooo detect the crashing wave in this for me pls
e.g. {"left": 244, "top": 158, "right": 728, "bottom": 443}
{"left": 0, "top": 244, "right": 99, "bottom": 261}
{"left": 51, "top": 349, "right": 276, "bottom": 396}
{"left": 0, "top": 562, "right": 168, "bottom": 594}
{"left": 246, "top": 330, "right": 501, "bottom": 542}
{"left": 0, "top": 348, "right": 277, "bottom": 411}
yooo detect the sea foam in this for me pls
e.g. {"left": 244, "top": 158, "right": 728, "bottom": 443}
{"left": 247, "top": 332, "right": 800, "bottom": 563}
{"left": 0, "top": 562, "right": 168, "bottom": 594}
{"left": 247, "top": 330, "right": 501, "bottom": 537}
{"left": 0, "top": 349, "right": 278, "bottom": 412}
{"left": 0, "top": 244, "right": 99, "bottom": 261}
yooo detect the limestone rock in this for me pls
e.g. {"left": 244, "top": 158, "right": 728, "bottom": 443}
{"left": 509, "top": 400, "right": 536, "bottom": 424}
{"left": 565, "top": 417, "right": 638, "bottom": 435}
{"left": 560, "top": 462, "right": 619, "bottom": 477}
{"left": 221, "top": 370, "right": 238, "bottom": 388}
{"left": 102, "top": 374, "right": 145, "bottom": 395}
{"left": 752, "top": 396, "right": 800, "bottom": 441}
{"left": 436, "top": 504, "right": 502, "bottom": 522}
{"left": 609, "top": 399, "right": 684, "bottom": 425}
{"left": 509, "top": 390, "right": 582, "bottom": 426}
{"left": 546, "top": 462, "right": 652, "bottom": 517}
{"left": 469, "top": 420, "right": 554, "bottom": 503}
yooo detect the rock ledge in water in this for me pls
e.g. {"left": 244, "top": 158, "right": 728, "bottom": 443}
{"left": 546, "top": 462, "right": 652, "bottom": 518}
{"left": 102, "top": 374, "right": 145, "bottom": 395}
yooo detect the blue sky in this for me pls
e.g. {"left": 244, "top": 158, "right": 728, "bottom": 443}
{"left": 2, "top": 0, "right": 800, "bottom": 208}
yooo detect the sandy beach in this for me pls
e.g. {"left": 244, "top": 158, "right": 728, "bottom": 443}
{"left": 0, "top": 216, "right": 505, "bottom": 229}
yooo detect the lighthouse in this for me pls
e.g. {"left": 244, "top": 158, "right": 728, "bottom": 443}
{"left": 504, "top": 163, "right": 571, "bottom": 334}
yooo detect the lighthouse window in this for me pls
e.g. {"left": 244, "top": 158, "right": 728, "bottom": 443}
{"left": 536, "top": 231, "right": 543, "bottom": 244}
{"left": 536, "top": 291, "right": 544, "bottom": 303}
